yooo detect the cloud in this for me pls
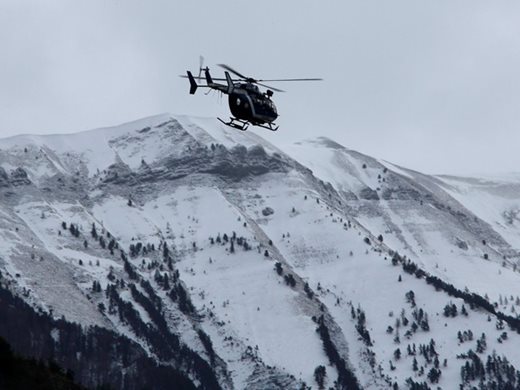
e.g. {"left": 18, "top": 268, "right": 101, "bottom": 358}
{"left": 1, "top": 0, "right": 519, "bottom": 175}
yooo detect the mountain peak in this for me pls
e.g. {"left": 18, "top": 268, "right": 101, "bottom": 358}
{"left": 1, "top": 114, "right": 520, "bottom": 389}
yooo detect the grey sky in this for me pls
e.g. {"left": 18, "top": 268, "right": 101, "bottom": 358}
{"left": 1, "top": 1, "right": 520, "bottom": 175}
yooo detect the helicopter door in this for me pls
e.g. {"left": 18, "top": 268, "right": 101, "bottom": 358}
{"left": 229, "top": 93, "right": 253, "bottom": 120}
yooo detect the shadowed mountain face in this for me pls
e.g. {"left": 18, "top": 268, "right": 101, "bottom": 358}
{"left": 1, "top": 114, "right": 520, "bottom": 389}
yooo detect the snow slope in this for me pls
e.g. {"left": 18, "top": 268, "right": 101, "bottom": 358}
{"left": 0, "top": 114, "right": 520, "bottom": 389}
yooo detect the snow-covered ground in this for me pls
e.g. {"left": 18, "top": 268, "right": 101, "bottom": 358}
{"left": 1, "top": 113, "right": 520, "bottom": 389}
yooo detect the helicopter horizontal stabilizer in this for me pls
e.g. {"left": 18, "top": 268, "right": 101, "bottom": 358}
{"left": 187, "top": 71, "right": 198, "bottom": 94}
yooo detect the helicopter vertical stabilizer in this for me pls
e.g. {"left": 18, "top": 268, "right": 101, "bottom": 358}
{"left": 204, "top": 68, "right": 214, "bottom": 85}
{"left": 187, "top": 71, "right": 198, "bottom": 94}
{"left": 225, "top": 71, "right": 234, "bottom": 94}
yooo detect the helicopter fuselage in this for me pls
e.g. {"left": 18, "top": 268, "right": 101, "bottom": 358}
{"left": 184, "top": 64, "right": 316, "bottom": 131}
{"left": 184, "top": 62, "right": 320, "bottom": 131}
{"left": 228, "top": 83, "right": 278, "bottom": 126}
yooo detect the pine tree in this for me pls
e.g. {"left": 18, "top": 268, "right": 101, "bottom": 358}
{"left": 304, "top": 283, "right": 314, "bottom": 299}
{"left": 405, "top": 290, "right": 416, "bottom": 307}
{"left": 394, "top": 348, "right": 401, "bottom": 360}
{"left": 427, "top": 367, "right": 441, "bottom": 384}
{"left": 163, "top": 243, "right": 169, "bottom": 259}
{"left": 313, "top": 365, "right": 326, "bottom": 389}
{"left": 476, "top": 333, "right": 487, "bottom": 353}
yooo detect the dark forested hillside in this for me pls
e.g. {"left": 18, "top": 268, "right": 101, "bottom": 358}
{"left": 0, "top": 286, "right": 200, "bottom": 390}
{"left": 0, "top": 336, "right": 85, "bottom": 390}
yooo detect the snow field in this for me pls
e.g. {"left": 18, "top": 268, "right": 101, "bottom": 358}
{"left": 92, "top": 195, "right": 163, "bottom": 248}
{"left": 2, "top": 113, "right": 520, "bottom": 388}
{"left": 241, "top": 173, "right": 520, "bottom": 387}
{"left": 439, "top": 175, "right": 520, "bottom": 250}
{"left": 140, "top": 184, "right": 334, "bottom": 387}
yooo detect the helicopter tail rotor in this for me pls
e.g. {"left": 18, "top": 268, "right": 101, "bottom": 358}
{"left": 198, "top": 56, "right": 205, "bottom": 79}
{"left": 185, "top": 56, "right": 206, "bottom": 94}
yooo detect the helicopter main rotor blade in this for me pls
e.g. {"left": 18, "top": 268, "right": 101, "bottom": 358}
{"left": 217, "top": 64, "right": 250, "bottom": 80}
{"left": 179, "top": 75, "right": 228, "bottom": 81}
{"left": 257, "top": 78, "right": 323, "bottom": 82}
{"left": 256, "top": 82, "right": 285, "bottom": 93}
{"left": 218, "top": 64, "right": 322, "bottom": 84}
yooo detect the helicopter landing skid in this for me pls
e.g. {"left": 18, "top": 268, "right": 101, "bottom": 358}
{"left": 218, "top": 117, "right": 249, "bottom": 131}
{"left": 217, "top": 117, "right": 279, "bottom": 132}
{"left": 255, "top": 122, "right": 279, "bottom": 132}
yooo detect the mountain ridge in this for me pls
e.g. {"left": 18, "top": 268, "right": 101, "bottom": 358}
{"left": 1, "top": 114, "right": 520, "bottom": 389}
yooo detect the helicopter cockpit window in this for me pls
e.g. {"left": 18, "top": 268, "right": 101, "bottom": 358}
{"left": 270, "top": 101, "right": 277, "bottom": 113}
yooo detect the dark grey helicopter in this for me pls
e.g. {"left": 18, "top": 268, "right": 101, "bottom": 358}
{"left": 182, "top": 61, "right": 321, "bottom": 131}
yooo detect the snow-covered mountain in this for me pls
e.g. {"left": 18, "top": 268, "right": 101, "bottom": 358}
{"left": 1, "top": 114, "right": 520, "bottom": 389}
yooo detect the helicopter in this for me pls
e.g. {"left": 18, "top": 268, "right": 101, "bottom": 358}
{"left": 182, "top": 60, "right": 321, "bottom": 131}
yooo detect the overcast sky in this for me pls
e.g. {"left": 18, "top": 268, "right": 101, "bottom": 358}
{"left": 1, "top": 0, "right": 520, "bottom": 175}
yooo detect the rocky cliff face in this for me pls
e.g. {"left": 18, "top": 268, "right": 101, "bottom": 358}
{"left": 1, "top": 114, "right": 520, "bottom": 389}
